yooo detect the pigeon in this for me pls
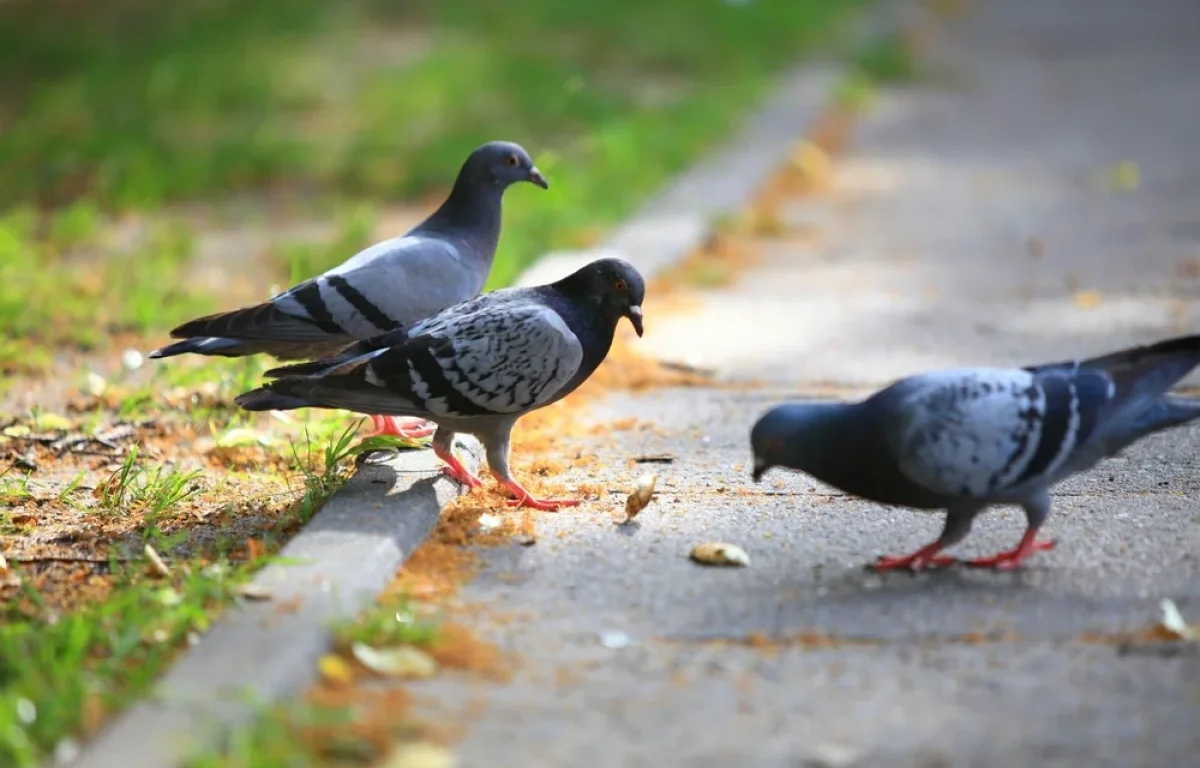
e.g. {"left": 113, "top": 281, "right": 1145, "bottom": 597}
{"left": 750, "top": 334, "right": 1200, "bottom": 571}
{"left": 149, "top": 140, "right": 548, "bottom": 440}
{"left": 234, "top": 257, "right": 646, "bottom": 511}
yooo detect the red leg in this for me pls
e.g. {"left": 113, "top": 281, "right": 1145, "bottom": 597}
{"left": 965, "top": 528, "right": 1056, "bottom": 570}
{"left": 870, "top": 541, "right": 959, "bottom": 573}
{"left": 490, "top": 469, "right": 581, "bottom": 512}
{"left": 432, "top": 442, "right": 482, "bottom": 489}
{"left": 366, "top": 415, "right": 436, "bottom": 439}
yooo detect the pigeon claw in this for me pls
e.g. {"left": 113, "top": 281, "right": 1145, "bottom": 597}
{"left": 492, "top": 473, "right": 580, "bottom": 512}
{"left": 432, "top": 443, "right": 483, "bottom": 488}
{"left": 869, "top": 542, "right": 958, "bottom": 573}
{"left": 965, "top": 531, "right": 1057, "bottom": 570}
{"left": 367, "top": 415, "right": 437, "bottom": 440}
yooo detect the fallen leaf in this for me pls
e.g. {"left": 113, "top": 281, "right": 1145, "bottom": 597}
{"left": 1098, "top": 160, "right": 1141, "bottom": 192}
{"left": 214, "top": 427, "right": 278, "bottom": 449}
{"left": 234, "top": 582, "right": 274, "bottom": 601}
{"left": 84, "top": 372, "right": 107, "bottom": 398}
{"left": 632, "top": 453, "right": 676, "bottom": 464}
{"left": 1073, "top": 290, "right": 1103, "bottom": 309}
{"left": 351, "top": 642, "right": 439, "bottom": 679}
{"left": 689, "top": 542, "right": 750, "bottom": 567}
{"left": 1158, "top": 598, "right": 1197, "bottom": 642}
{"left": 788, "top": 140, "right": 833, "bottom": 185}
{"left": 616, "top": 473, "right": 658, "bottom": 525}
{"left": 379, "top": 742, "right": 457, "bottom": 768}
{"left": 143, "top": 545, "right": 170, "bottom": 578}
{"left": 0, "top": 554, "right": 7, "bottom": 572}
{"left": 318, "top": 653, "right": 355, "bottom": 686}
{"left": 33, "top": 412, "right": 72, "bottom": 431}
{"left": 2, "top": 425, "right": 30, "bottom": 438}
{"left": 245, "top": 538, "right": 267, "bottom": 560}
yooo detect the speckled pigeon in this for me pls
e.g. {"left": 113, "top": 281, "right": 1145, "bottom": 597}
{"left": 234, "top": 257, "right": 646, "bottom": 511}
{"left": 750, "top": 334, "right": 1200, "bottom": 571}
{"left": 149, "top": 140, "right": 548, "bottom": 440}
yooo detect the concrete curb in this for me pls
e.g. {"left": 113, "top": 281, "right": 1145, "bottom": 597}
{"left": 68, "top": 7, "right": 899, "bottom": 765}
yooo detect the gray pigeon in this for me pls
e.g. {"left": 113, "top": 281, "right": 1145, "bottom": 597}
{"left": 149, "top": 140, "right": 548, "bottom": 439}
{"left": 234, "top": 257, "right": 645, "bottom": 511}
{"left": 750, "top": 334, "right": 1200, "bottom": 571}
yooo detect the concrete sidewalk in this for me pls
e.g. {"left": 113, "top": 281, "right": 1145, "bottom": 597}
{"left": 409, "top": 1, "right": 1200, "bottom": 765}
{"left": 641, "top": 0, "right": 1200, "bottom": 388}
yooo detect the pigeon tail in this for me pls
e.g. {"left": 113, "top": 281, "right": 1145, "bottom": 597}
{"left": 149, "top": 336, "right": 255, "bottom": 359}
{"left": 1125, "top": 396, "right": 1200, "bottom": 440}
{"left": 234, "top": 382, "right": 314, "bottom": 413}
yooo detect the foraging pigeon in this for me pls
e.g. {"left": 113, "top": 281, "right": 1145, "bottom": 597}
{"left": 750, "top": 334, "right": 1200, "bottom": 571}
{"left": 149, "top": 140, "right": 548, "bottom": 439}
{"left": 235, "top": 257, "right": 646, "bottom": 511}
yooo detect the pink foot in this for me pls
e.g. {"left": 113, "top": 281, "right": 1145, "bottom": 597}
{"left": 870, "top": 542, "right": 958, "bottom": 573}
{"left": 367, "top": 414, "right": 436, "bottom": 440}
{"left": 432, "top": 442, "right": 482, "bottom": 489}
{"left": 966, "top": 531, "right": 1056, "bottom": 570}
{"left": 491, "top": 471, "right": 580, "bottom": 512}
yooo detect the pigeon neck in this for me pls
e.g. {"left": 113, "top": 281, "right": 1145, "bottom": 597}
{"left": 784, "top": 404, "right": 885, "bottom": 491}
{"left": 420, "top": 179, "right": 504, "bottom": 256}
{"left": 544, "top": 287, "right": 620, "bottom": 385}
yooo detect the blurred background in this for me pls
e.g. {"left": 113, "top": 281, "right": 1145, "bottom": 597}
{"left": 0, "top": 0, "right": 861, "bottom": 375}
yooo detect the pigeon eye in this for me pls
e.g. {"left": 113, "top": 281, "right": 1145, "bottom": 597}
{"left": 614, "top": 279, "right": 627, "bottom": 292}
{"left": 504, "top": 154, "right": 519, "bottom": 167}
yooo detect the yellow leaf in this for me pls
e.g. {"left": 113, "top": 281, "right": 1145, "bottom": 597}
{"left": 379, "top": 742, "right": 457, "bottom": 768}
{"left": 33, "top": 412, "right": 72, "bottom": 431}
{"left": 1073, "top": 290, "right": 1103, "bottom": 309}
{"left": 318, "top": 654, "right": 355, "bottom": 686}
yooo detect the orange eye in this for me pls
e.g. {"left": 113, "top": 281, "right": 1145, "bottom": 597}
{"left": 614, "top": 279, "right": 627, "bottom": 291}
{"left": 504, "top": 154, "right": 519, "bottom": 167}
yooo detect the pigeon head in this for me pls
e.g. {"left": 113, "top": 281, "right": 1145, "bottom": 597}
{"left": 750, "top": 402, "right": 848, "bottom": 482}
{"left": 462, "top": 140, "right": 548, "bottom": 190}
{"left": 555, "top": 257, "right": 646, "bottom": 337}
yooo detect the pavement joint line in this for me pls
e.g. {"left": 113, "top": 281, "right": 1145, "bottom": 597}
{"left": 68, "top": 5, "right": 888, "bottom": 764}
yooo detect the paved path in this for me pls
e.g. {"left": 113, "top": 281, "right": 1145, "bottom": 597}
{"left": 411, "top": 1, "right": 1200, "bottom": 765}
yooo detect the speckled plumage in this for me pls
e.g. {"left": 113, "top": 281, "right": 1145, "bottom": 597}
{"left": 751, "top": 334, "right": 1200, "bottom": 570}
{"left": 236, "top": 257, "right": 646, "bottom": 511}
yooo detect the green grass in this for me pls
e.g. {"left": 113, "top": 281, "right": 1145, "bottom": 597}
{"left": 0, "top": 414, "right": 374, "bottom": 768}
{"left": 0, "top": 0, "right": 864, "bottom": 368}
{"left": 0, "top": 552, "right": 262, "bottom": 767}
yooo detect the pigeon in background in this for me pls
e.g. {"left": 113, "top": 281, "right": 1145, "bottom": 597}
{"left": 750, "top": 334, "right": 1200, "bottom": 571}
{"left": 235, "top": 257, "right": 646, "bottom": 511}
{"left": 149, "top": 140, "right": 548, "bottom": 439}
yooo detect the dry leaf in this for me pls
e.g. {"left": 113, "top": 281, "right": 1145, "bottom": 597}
{"left": 318, "top": 654, "right": 355, "bottom": 686}
{"left": 616, "top": 473, "right": 658, "bottom": 525}
{"left": 0, "top": 553, "right": 7, "bottom": 572}
{"left": 379, "top": 742, "right": 457, "bottom": 768}
{"left": 33, "top": 412, "right": 72, "bottom": 431}
{"left": 234, "top": 582, "right": 274, "bottom": 601}
{"left": 1158, "top": 598, "right": 1197, "bottom": 642}
{"left": 1073, "top": 290, "right": 1103, "bottom": 309}
{"left": 351, "top": 642, "right": 439, "bottom": 679}
{"left": 84, "top": 371, "right": 107, "bottom": 398}
{"left": 788, "top": 140, "right": 833, "bottom": 185}
{"left": 689, "top": 542, "right": 750, "bottom": 567}
{"left": 1098, "top": 160, "right": 1141, "bottom": 191}
{"left": 143, "top": 544, "right": 170, "bottom": 578}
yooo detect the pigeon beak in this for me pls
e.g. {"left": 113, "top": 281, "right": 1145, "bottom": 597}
{"left": 751, "top": 458, "right": 769, "bottom": 483}
{"left": 528, "top": 167, "right": 549, "bottom": 189}
{"left": 626, "top": 305, "right": 644, "bottom": 337}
